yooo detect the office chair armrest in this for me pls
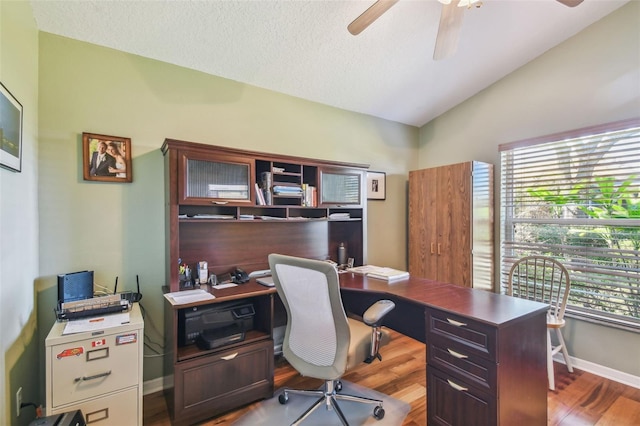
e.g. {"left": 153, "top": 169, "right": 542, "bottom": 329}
{"left": 363, "top": 300, "right": 395, "bottom": 327}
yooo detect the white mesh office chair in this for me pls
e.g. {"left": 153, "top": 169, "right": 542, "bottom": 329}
{"left": 268, "top": 254, "right": 396, "bottom": 425}
{"left": 507, "top": 255, "right": 574, "bottom": 390}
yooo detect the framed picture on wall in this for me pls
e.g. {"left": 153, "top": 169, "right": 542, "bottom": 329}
{"left": 82, "top": 132, "right": 132, "bottom": 183}
{"left": 0, "top": 82, "right": 23, "bottom": 172}
{"left": 367, "top": 171, "right": 386, "bottom": 200}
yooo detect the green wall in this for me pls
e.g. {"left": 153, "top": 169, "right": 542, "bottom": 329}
{"left": 419, "top": 2, "right": 640, "bottom": 378}
{"left": 36, "top": 32, "right": 418, "bottom": 391}
{"left": 1, "top": 1, "right": 40, "bottom": 425}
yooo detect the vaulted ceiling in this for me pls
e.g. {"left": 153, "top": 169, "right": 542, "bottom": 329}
{"left": 29, "top": 0, "right": 629, "bottom": 127}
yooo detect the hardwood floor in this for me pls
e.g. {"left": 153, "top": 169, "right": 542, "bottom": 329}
{"left": 144, "top": 330, "right": 640, "bottom": 425}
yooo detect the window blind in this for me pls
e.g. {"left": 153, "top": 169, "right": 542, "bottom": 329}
{"left": 500, "top": 119, "right": 640, "bottom": 328}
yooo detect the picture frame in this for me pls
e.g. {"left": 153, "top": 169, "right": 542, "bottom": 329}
{"left": 0, "top": 82, "right": 23, "bottom": 172}
{"left": 82, "top": 132, "right": 132, "bottom": 183}
{"left": 367, "top": 171, "right": 386, "bottom": 200}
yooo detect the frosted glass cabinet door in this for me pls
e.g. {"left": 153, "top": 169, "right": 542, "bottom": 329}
{"left": 178, "top": 151, "right": 255, "bottom": 205}
{"left": 319, "top": 168, "right": 363, "bottom": 206}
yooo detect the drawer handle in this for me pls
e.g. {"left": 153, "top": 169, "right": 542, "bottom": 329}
{"left": 447, "top": 348, "right": 468, "bottom": 359}
{"left": 221, "top": 352, "right": 239, "bottom": 361}
{"left": 447, "top": 379, "right": 468, "bottom": 392}
{"left": 446, "top": 318, "right": 467, "bottom": 327}
{"left": 74, "top": 370, "right": 112, "bottom": 383}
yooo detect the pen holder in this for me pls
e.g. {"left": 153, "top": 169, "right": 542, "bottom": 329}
{"left": 179, "top": 271, "right": 193, "bottom": 289}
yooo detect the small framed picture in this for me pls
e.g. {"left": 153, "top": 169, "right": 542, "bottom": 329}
{"left": 367, "top": 171, "right": 386, "bottom": 200}
{"left": 0, "top": 82, "right": 23, "bottom": 172}
{"left": 82, "top": 132, "right": 132, "bottom": 183}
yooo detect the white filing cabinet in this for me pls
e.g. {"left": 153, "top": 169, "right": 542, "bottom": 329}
{"left": 45, "top": 303, "right": 144, "bottom": 425}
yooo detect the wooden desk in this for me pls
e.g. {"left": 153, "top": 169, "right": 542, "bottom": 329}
{"left": 163, "top": 283, "right": 276, "bottom": 426}
{"left": 165, "top": 274, "right": 547, "bottom": 425}
{"left": 339, "top": 273, "right": 548, "bottom": 426}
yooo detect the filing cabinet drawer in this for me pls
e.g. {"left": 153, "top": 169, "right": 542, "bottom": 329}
{"left": 426, "top": 308, "right": 496, "bottom": 362}
{"left": 50, "top": 330, "right": 140, "bottom": 407}
{"left": 428, "top": 343, "right": 496, "bottom": 392}
{"left": 50, "top": 386, "right": 138, "bottom": 425}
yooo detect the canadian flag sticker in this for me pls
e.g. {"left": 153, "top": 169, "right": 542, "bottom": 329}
{"left": 92, "top": 339, "right": 106, "bottom": 347}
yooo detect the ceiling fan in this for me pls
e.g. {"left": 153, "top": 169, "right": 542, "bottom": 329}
{"left": 347, "top": 0, "right": 584, "bottom": 61}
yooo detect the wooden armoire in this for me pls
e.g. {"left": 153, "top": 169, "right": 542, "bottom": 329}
{"left": 408, "top": 161, "right": 494, "bottom": 290}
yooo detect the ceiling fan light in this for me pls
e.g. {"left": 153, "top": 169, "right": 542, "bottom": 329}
{"left": 437, "top": 0, "right": 453, "bottom": 4}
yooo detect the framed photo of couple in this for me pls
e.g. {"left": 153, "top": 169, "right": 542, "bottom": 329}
{"left": 82, "top": 132, "right": 132, "bottom": 183}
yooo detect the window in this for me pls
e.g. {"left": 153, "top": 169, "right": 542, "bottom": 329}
{"left": 500, "top": 119, "right": 640, "bottom": 329}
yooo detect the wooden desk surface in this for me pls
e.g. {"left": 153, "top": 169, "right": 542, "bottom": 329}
{"left": 338, "top": 272, "right": 548, "bottom": 327}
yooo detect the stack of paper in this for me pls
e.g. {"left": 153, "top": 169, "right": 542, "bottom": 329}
{"left": 164, "top": 289, "right": 215, "bottom": 305}
{"left": 347, "top": 265, "right": 410, "bottom": 282}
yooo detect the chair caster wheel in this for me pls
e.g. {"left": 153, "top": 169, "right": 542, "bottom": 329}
{"left": 373, "top": 405, "right": 385, "bottom": 420}
{"left": 373, "top": 406, "right": 384, "bottom": 420}
{"left": 278, "top": 393, "right": 289, "bottom": 405}
{"left": 335, "top": 380, "right": 343, "bottom": 392}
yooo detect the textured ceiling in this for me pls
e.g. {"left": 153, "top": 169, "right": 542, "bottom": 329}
{"left": 29, "top": 0, "right": 629, "bottom": 127}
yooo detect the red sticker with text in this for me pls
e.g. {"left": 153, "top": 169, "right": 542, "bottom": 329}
{"left": 56, "top": 347, "right": 84, "bottom": 359}
{"left": 92, "top": 339, "right": 107, "bottom": 347}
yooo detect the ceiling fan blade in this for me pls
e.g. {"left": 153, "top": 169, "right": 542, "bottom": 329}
{"left": 556, "top": 0, "right": 584, "bottom": 7}
{"left": 433, "top": 2, "right": 465, "bottom": 61}
{"left": 348, "top": 0, "right": 400, "bottom": 36}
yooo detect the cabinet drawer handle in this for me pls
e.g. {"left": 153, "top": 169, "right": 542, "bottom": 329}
{"left": 221, "top": 353, "right": 239, "bottom": 361}
{"left": 212, "top": 201, "right": 228, "bottom": 205}
{"left": 447, "top": 348, "right": 468, "bottom": 359}
{"left": 447, "top": 379, "right": 468, "bottom": 392}
{"left": 446, "top": 318, "right": 467, "bottom": 327}
{"left": 74, "top": 370, "right": 112, "bottom": 383}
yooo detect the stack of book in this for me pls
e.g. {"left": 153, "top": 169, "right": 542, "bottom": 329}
{"left": 259, "top": 172, "right": 272, "bottom": 205}
{"left": 302, "top": 184, "right": 317, "bottom": 207}
{"left": 273, "top": 185, "right": 303, "bottom": 196}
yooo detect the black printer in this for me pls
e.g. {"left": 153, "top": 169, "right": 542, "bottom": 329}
{"left": 178, "top": 300, "right": 255, "bottom": 349}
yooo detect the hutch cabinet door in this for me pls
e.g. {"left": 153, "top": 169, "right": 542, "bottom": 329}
{"left": 178, "top": 150, "right": 255, "bottom": 205}
{"left": 319, "top": 167, "right": 364, "bottom": 207}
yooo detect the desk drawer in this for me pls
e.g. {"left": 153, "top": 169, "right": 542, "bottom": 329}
{"left": 174, "top": 339, "right": 274, "bottom": 421}
{"left": 428, "top": 343, "right": 496, "bottom": 392}
{"left": 428, "top": 365, "right": 496, "bottom": 426}
{"left": 50, "top": 331, "right": 140, "bottom": 407}
{"left": 426, "top": 308, "right": 496, "bottom": 362}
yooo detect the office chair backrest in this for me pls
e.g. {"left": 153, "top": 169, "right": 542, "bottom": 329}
{"left": 269, "top": 254, "right": 350, "bottom": 380}
{"left": 507, "top": 255, "right": 571, "bottom": 322}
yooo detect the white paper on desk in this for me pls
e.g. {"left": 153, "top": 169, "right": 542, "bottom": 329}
{"left": 211, "top": 283, "right": 238, "bottom": 290}
{"left": 63, "top": 312, "right": 131, "bottom": 335}
{"left": 164, "top": 289, "right": 215, "bottom": 305}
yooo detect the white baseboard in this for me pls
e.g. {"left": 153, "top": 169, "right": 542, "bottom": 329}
{"left": 554, "top": 354, "right": 640, "bottom": 389}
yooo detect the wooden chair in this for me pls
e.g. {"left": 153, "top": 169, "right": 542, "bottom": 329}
{"left": 507, "top": 255, "right": 574, "bottom": 390}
